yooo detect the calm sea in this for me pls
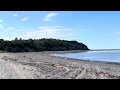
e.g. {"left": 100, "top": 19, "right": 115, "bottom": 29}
{"left": 51, "top": 50, "right": 120, "bottom": 63}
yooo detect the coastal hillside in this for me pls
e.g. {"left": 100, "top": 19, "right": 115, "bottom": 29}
{"left": 0, "top": 38, "right": 89, "bottom": 52}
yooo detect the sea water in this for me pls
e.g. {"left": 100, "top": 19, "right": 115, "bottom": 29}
{"left": 51, "top": 50, "right": 120, "bottom": 63}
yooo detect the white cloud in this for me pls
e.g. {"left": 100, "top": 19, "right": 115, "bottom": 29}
{"left": 19, "top": 26, "right": 80, "bottom": 40}
{"left": 7, "top": 27, "right": 16, "bottom": 30}
{"left": 43, "top": 13, "right": 58, "bottom": 21}
{"left": 21, "top": 17, "right": 29, "bottom": 22}
{"left": 13, "top": 14, "right": 18, "bottom": 17}
{"left": 0, "top": 19, "right": 3, "bottom": 23}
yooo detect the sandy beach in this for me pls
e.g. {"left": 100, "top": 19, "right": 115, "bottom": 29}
{"left": 0, "top": 51, "right": 120, "bottom": 79}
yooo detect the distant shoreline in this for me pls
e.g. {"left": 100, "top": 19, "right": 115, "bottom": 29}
{"left": 90, "top": 49, "right": 120, "bottom": 51}
{"left": 1, "top": 49, "right": 120, "bottom": 53}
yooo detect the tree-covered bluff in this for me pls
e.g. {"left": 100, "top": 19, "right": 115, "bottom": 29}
{"left": 0, "top": 38, "right": 89, "bottom": 52}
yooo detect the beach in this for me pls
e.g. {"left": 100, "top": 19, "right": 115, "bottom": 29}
{"left": 0, "top": 51, "right": 120, "bottom": 79}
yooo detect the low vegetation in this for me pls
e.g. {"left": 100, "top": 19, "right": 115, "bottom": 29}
{"left": 0, "top": 38, "right": 89, "bottom": 52}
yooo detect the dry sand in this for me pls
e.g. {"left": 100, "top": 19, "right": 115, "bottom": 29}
{"left": 0, "top": 51, "right": 120, "bottom": 79}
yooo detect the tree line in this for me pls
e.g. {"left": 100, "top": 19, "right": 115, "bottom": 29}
{"left": 0, "top": 38, "right": 89, "bottom": 52}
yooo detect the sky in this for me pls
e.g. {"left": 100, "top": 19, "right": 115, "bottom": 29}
{"left": 0, "top": 11, "right": 120, "bottom": 49}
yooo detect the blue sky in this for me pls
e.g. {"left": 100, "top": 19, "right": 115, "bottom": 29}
{"left": 0, "top": 11, "right": 120, "bottom": 49}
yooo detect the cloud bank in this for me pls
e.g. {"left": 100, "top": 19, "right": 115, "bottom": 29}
{"left": 43, "top": 13, "right": 58, "bottom": 21}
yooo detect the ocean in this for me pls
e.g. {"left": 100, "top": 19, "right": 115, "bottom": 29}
{"left": 51, "top": 50, "right": 120, "bottom": 63}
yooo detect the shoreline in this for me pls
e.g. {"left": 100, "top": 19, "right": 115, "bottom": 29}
{"left": 0, "top": 51, "right": 120, "bottom": 79}
{"left": 2, "top": 50, "right": 120, "bottom": 65}
{"left": 47, "top": 50, "right": 120, "bottom": 65}
{"left": 50, "top": 55, "right": 120, "bottom": 66}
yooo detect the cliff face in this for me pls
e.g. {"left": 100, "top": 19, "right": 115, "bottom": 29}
{"left": 66, "top": 41, "right": 89, "bottom": 50}
{"left": 0, "top": 38, "right": 89, "bottom": 52}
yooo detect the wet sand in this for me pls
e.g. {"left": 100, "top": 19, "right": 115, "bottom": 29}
{"left": 0, "top": 51, "right": 120, "bottom": 79}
